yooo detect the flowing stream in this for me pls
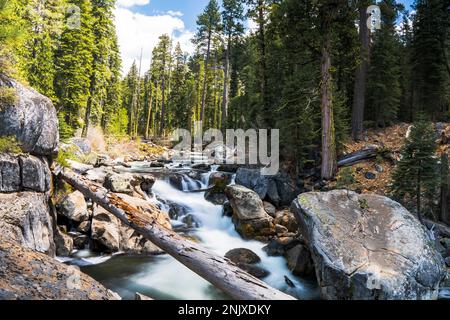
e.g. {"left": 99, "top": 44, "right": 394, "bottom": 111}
{"left": 72, "top": 163, "right": 320, "bottom": 300}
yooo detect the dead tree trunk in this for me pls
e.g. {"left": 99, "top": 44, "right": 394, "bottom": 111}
{"left": 56, "top": 168, "right": 295, "bottom": 301}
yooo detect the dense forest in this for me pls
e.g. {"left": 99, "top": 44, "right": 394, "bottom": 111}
{"left": 0, "top": 0, "right": 448, "bottom": 176}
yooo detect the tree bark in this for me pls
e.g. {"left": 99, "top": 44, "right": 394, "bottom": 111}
{"left": 200, "top": 31, "right": 212, "bottom": 123}
{"left": 320, "top": 11, "right": 337, "bottom": 180}
{"left": 222, "top": 35, "right": 231, "bottom": 131}
{"left": 56, "top": 168, "right": 295, "bottom": 300}
{"left": 257, "top": 1, "right": 269, "bottom": 127}
{"left": 351, "top": 6, "right": 371, "bottom": 141}
{"left": 159, "top": 44, "right": 167, "bottom": 136}
{"left": 145, "top": 90, "right": 153, "bottom": 140}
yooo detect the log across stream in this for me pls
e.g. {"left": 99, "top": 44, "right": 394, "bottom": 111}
{"left": 58, "top": 164, "right": 320, "bottom": 300}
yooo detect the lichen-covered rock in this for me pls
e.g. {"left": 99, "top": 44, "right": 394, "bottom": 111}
{"left": 0, "top": 192, "right": 54, "bottom": 256}
{"left": 0, "top": 75, "right": 58, "bottom": 156}
{"left": 225, "top": 185, "right": 270, "bottom": 221}
{"left": 0, "top": 154, "right": 51, "bottom": 192}
{"left": 292, "top": 190, "right": 446, "bottom": 300}
{"left": 225, "top": 185, "right": 276, "bottom": 240}
{"left": 58, "top": 191, "right": 89, "bottom": 222}
{"left": 0, "top": 239, "right": 120, "bottom": 300}
{"left": 19, "top": 155, "right": 51, "bottom": 192}
{"left": 0, "top": 153, "right": 20, "bottom": 192}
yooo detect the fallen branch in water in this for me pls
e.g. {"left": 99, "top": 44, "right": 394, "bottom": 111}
{"left": 55, "top": 167, "right": 295, "bottom": 301}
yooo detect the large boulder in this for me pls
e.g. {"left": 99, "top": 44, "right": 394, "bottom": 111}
{"left": 292, "top": 190, "right": 446, "bottom": 300}
{"left": 225, "top": 185, "right": 276, "bottom": 240}
{"left": 0, "top": 239, "right": 119, "bottom": 300}
{"left": 0, "top": 154, "right": 51, "bottom": 193}
{"left": 225, "top": 185, "right": 269, "bottom": 221}
{"left": 235, "top": 168, "right": 300, "bottom": 207}
{"left": 57, "top": 191, "right": 90, "bottom": 222}
{"left": 0, "top": 75, "right": 58, "bottom": 156}
{"left": 0, "top": 192, "right": 54, "bottom": 256}
{"left": 235, "top": 168, "right": 269, "bottom": 199}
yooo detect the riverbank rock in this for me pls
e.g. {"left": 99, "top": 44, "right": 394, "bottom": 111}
{"left": 0, "top": 154, "right": 51, "bottom": 193}
{"left": 225, "top": 248, "right": 261, "bottom": 264}
{"left": 225, "top": 248, "right": 269, "bottom": 279}
{"left": 57, "top": 191, "right": 89, "bottom": 222}
{"left": 235, "top": 168, "right": 301, "bottom": 207}
{"left": 0, "top": 239, "right": 120, "bottom": 300}
{"left": 54, "top": 228, "right": 74, "bottom": 256}
{"left": 225, "top": 185, "right": 269, "bottom": 220}
{"left": 0, "top": 192, "right": 54, "bottom": 256}
{"left": 285, "top": 244, "right": 314, "bottom": 277}
{"left": 292, "top": 190, "right": 446, "bottom": 300}
{"left": 91, "top": 195, "right": 170, "bottom": 254}
{"left": 0, "top": 74, "right": 58, "bottom": 156}
{"left": 225, "top": 185, "right": 276, "bottom": 240}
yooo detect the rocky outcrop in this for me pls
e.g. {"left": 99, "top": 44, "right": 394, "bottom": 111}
{"left": 91, "top": 194, "right": 171, "bottom": 254}
{"left": 0, "top": 239, "right": 119, "bottom": 300}
{"left": 292, "top": 190, "right": 446, "bottom": 300}
{"left": 225, "top": 185, "right": 276, "bottom": 241}
{"left": 235, "top": 168, "right": 300, "bottom": 207}
{"left": 0, "top": 154, "right": 51, "bottom": 193}
{"left": 0, "top": 75, "right": 58, "bottom": 156}
{"left": 0, "top": 192, "right": 54, "bottom": 256}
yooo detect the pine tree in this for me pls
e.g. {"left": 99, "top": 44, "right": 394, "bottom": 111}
{"left": 194, "top": 0, "right": 221, "bottom": 123}
{"left": 0, "top": 0, "right": 26, "bottom": 75}
{"left": 411, "top": 0, "right": 449, "bottom": 120}
{"left": 221, "top": 0, "right": 244, "bottom": 130}
{"left": 20, "top": 0, "right": 66, "bottom": 100}
{"left": 367, "top": 0, "right": 402, "bottom": 128}
{"left": 54, "top": 0, "right": 94, "bottom": 129}
{"left": 82, "top": 0, "right": 119, "bottom": 137}
{"left": 391, "top": 116, "right": 440, "bottom": 222}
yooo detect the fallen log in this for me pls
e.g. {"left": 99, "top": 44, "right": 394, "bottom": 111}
{"left": 337, "top": 147, "right": 379, "bottom": 167}
{"left": 56, "top": 167, "right": 295, "bottom": 300}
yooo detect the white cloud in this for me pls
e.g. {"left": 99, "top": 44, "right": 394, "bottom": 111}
{"left": 167, "top": 10, "right": 184, "bottom": 17}
{"left": 114, "top": 6, "right": 195, "bottom": 75}
{"left": 116, "top": 0, "right": 150, "bottom": 8}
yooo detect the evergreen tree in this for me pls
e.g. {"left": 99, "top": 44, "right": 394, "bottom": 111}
{"left": 82, "top": 0, "right": 119, "bottom": 137}
{"left": 367, "top": 0, "right": 402, "bottom": 128}
{"left": 193, "top": 0, "right": 221, "bottom": 123}
{"left": 391, "top": 116, "right": 440, "bottom": 222}
{"left": 221, "top": 0, "right": 244, "bottom": 129}
{"left": 0, "top": 0, "right": 26, "bottom": 74}
{"left": 411, "top": 0, "right": 449, "bottom": 120}
{"left": 54, "top": 0, "right": 94, "bottom": 129}
{"left": 20, "top": 0, "right": 66, "bottom": 100}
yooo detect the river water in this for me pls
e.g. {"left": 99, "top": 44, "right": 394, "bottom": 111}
{"left": 72, "top": 163, "right": 320, "bottom": 300}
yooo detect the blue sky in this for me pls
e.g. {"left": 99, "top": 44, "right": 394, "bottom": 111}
{"left": 115, "top": 0, "right": 417, "bottom": 74}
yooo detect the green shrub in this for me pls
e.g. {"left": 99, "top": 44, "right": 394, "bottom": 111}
{"left": 0, "top": 136, "right": 22, "bottom": 154}
{"left": 336, "top": 167, "right": 356, "bottom": 191}
{"left": 0, "top": 87, "right": 17, "bottom": 109}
